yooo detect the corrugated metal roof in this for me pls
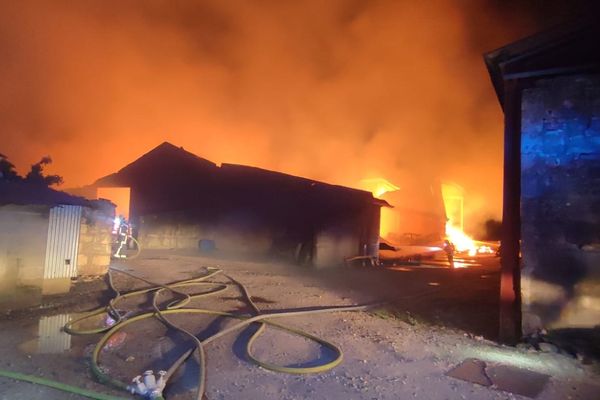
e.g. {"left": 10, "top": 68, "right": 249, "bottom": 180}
{"left": 0, "top": 181, "right": 91, "bottom": 207}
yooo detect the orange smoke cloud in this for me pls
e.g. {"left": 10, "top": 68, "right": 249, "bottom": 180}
{"left": 0, "top": 0, "right": 541, "bottom": 231}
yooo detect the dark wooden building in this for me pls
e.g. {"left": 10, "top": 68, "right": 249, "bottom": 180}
{"left": 73, "top": 142, "right": 388, "bottom": 267}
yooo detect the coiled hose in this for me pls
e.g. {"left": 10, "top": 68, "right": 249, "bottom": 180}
{"left": 63, "top": 266, "right": 378, "bottom": 400}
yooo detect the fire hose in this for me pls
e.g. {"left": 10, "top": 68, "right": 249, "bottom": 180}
{"left": 0, "top": 368, "right": 129, "bottom": 400}
{"left": 0, "top": 263, "right": 467, "bottom": 400}
{"left": 53, "top": 266, "right": 380, "bottom": 400}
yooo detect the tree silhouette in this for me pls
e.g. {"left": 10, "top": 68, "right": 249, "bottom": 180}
{"left": 0, "top": 153, "right": 21, "bottom": 181}
{"left": 25, "top": 156, "right": 63, "bottom": 186}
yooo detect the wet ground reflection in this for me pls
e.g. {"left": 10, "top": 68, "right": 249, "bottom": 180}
{"left": 18, "top": 311, "right": 109, "bottom": 355}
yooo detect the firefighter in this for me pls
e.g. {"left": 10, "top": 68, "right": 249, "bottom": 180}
{"left": 113, "top": 216, "right": 130, "bottom": 259}
{"left": 443, "top": 239, "right": 456, "bottom": 269}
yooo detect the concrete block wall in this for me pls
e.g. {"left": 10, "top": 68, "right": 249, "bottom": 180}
{"left": 521, "top": 74, "right": 600, "bottom": 333}
{"left": 0, "top": 205, "right": 49, "bottom": 291}
{"left": 77, "top": 207, "right": 113, "bottom": 276}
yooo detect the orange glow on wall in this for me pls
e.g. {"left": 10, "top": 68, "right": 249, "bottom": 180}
{"left": 97, "top": 187, "right": 130, "bottom": 220}
{"left": 358, "top": 178, "right": 401, "bottom": 238}
{"left": 380, "top": 206, "right": 400, "bottom": 239}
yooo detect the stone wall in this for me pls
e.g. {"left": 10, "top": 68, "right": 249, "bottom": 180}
{"left": 138, "top": 212, "right": 273, "bottom": 256}
{"left": 520, "top": 74, "right": 600, "bottom": 333}
{"left": 77, "top": 207, "right": 114, "bottom": 276}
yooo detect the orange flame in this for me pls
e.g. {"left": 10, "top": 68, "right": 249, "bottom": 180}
{"left": 360, "top": 178, "right": 400, "bottom": 198}
{"left": 445, "top": 220, "right": 477, "bottom": 256}
{"left": 359, "top": 178, "right": 400, "bottom": 238}
{"left": 445, "top": 221, "right": 497, "bottom": 256}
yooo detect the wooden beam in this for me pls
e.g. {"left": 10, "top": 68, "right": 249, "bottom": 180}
{"left": 499, "top": 78, "right": 522, "bottom": 344}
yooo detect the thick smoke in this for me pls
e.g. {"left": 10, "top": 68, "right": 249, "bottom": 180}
{"left": 0, "top": 0, "right": 558, "bottom": 231}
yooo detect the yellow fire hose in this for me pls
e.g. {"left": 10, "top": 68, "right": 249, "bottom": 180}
{"left": 124, "top": 236, "right": 141, "bottom": 260}
{"left": 62, "top": 266, "right": 378, "bottom": 400}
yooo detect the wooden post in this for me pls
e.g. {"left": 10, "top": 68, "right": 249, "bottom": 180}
{"left": 499, "top": 78, "right": 522, "bottom": 344}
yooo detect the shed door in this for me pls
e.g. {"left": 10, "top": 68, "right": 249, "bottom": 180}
{"left": 43, "top": 205, "right": 83, "bottom": 279}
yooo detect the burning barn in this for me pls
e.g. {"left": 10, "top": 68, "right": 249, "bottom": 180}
{"left": 485, "top": 20, "right": 600, "bottom": 341}
{"left": 71, "top": 142, "right": 388, "bottom": 267}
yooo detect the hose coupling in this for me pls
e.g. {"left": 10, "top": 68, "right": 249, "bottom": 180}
{"left": 127, "top": 370, "right": 167, "bottom": 399}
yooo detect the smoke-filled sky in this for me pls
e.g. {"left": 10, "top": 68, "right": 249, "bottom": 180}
{"left": 0, "top": 0, "right": 592, "bottom": 230}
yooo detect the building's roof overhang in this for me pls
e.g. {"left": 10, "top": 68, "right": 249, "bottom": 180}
{"left": 484, "top": 19, "right": 600, "bottom": 108}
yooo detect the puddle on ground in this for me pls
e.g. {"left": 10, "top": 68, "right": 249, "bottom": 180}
{"left": 18, "top": 311, "right": 110, "bottom": 355}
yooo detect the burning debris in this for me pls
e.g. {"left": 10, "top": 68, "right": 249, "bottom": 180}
{"left": 361, "top": 176, "right": 498, "bottom": 268}
{"left": 445, "top": 221, "right": 497, "bottom": 257}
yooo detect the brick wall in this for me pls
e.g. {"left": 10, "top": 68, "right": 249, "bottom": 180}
{"left": 521, "top": 74, "right": 600, "bottom": 333}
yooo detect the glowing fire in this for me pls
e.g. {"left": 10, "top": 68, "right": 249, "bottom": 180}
{"left": 478, "top": 245, "right": 494, "bottom": 254}
{"left": 359, "top": 178, "right": 400, "bottom": 238}
{"left": 445, "top": 221, "right": 497, "bottom": 256}
{"left": 359, "top": 178, "right": 497, "bottom": 255}
{"left": 442, "top": 182, "right": 479, "bottom": 256}
{"left": 445, "top": 220, "right": 477, "bottom": 256}
{"left": 360, "top": 178, "right": 400, "bottom": 198}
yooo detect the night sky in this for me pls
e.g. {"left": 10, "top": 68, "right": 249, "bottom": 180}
{"left": 0, "top": 0, "right": 596, "bottom": 229}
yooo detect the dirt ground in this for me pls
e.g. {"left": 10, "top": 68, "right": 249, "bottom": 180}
{"left": 0, "top": 251, "right": 598, "bottom": 399}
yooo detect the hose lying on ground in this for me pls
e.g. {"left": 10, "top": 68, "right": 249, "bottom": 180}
{"left": 0, "top": 368, "right": 130, "bottom": 400}
{"left": 62, "top": 266, "right": 380, "bottom": 400}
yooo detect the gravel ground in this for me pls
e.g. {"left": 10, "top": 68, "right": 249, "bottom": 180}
{"left": 0, "top": 251, "right": 597, "bottom": 399}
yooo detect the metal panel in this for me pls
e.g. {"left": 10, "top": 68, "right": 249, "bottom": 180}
{"left": 43, "top": 205, "right": 83, "bottom": 279}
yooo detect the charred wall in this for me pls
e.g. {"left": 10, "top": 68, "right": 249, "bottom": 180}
{"left": 521, "top": 74, "right": 600, "bottom": 333}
